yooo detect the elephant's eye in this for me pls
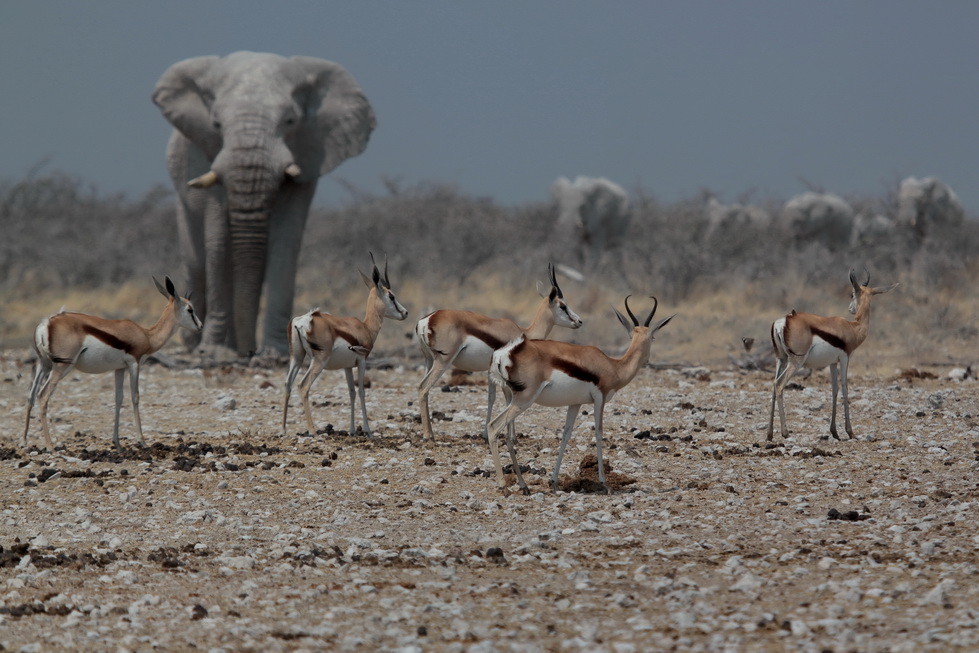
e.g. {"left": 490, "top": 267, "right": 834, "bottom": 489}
{"left": 212, "top": 120, "right": 221, "bottom": 130}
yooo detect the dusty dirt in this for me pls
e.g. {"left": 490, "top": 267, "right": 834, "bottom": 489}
{"left": 1, "top": 347, "right": 978, "bottom": 652}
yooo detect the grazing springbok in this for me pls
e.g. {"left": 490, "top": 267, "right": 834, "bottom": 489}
{"left": 488, "top": 296, "right": 674, "bottom": 495}
{"left": 767, "top": 269, "right": 897, "bottom": 441}
{"left": 23, "top": 277, "right": 203, "bottom": 450}
{"left": 282, "top": 255, "right": 408, "bottom": 437}
{"left": 415, "top": 263, "right": 583, "bottom": 441}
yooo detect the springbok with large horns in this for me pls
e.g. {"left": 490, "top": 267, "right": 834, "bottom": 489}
{"left": 767, "top": 268, "right": 897, "bottom": 441}
{"left": 23, "top": 277, "right": 203, "bottom": 450}
{"left": 488, "top": 296, "right": 675, "bottom": 495}
{"left": 415, "top": 263, "right": 583, "bottom": 441}
{"left": 282, "top": 254, "right": 408, "bottom": 437}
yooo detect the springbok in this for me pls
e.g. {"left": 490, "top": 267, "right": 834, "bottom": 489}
{"left": 767, "top": 269, "right": 897, "bottom": 441}
{"left": 415, "top": 263, "right": 583, "bottom": 441}
{"left": 488, "top": 296, "right": 674, "bottom": 495}
{"left": 23, "top": 277, "right": 203, "bottom": 450}
{"left": 282, "top": 254, "right": 408, "bottom": 437}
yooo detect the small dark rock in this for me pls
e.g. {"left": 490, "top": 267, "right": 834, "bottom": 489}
{"left": 827, "top": 508, "right": 870, "bottom": 521}
{"left": 37, "top": 468, "right": 60, "bottom": 483}
{"left": 486, "top": 547, "right": 507, "bottom": 564}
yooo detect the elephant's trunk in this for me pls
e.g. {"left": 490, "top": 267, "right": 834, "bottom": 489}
{"left": 222, "top": 117, "right": 290, "bottom": 356}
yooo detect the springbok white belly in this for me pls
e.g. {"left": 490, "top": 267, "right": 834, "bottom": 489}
{"left": 452, "top": 336, "right": 497, "bottom": 372}
{"left": 802, "top": 336, "right": 845, "bottom": 370}
{"left": 536, "top": 370, "right": 596, "bottom": 407}
{"left": 324, "top": 339, "right": 363, "bottom": 370}
{"left": 74, "top": 336, "right": 133, "bottom": 374}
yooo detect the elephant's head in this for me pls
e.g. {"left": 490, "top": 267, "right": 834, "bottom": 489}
{"left": 153, "top": 51, "right": 375, "bottom": 355}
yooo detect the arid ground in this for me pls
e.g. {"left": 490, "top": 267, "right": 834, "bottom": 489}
{"left": 1, "top": 343, "right": 978, "bottom": 652}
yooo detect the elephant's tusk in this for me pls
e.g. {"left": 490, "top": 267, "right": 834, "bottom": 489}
{"left": 285, "top": 163, "right": 302, "bottom": 178}
{"left": 188, "top": 171, "right": 219, "bottom": 188}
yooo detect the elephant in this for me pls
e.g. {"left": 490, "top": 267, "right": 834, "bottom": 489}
{"left": 781, "top": 191, "right": 854, "bottom": 249}
{"left": 850, "top": 212, "right": 897, "bottom": 249}
{"left": 551, "top": 176, "right": 631, "bottom": 269}
{"left": 702, "top": 195, "right": 770, "bottom": 247}
{"left": 153, "top": 51, "right": 376, "bottom": 357}
{"left": 896, "top": 176, "right": 964, "bottom": 244}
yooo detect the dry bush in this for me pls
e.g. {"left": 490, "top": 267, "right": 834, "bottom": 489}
{"left": 0, "top": 172, "right": 177, "bottom": 293}
{"left": 301, "top": 181, "right": 551, "bottom": 289}
{"left": 2, "top": 172, "right": 977, "bottom": 358}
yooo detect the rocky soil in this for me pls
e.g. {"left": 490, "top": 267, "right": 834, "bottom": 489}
{"left": 1, "top": 349, "right": 978, "bottom": 652}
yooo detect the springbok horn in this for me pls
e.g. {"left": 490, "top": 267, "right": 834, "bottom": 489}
{"left": 188, "top": 170, "right": 219, "bottom": 189}
{"left": 548, "top": 262, "right": 563, "bottom": 298}
{"left": 285, "top": 163, "right": 301, "bottom": 178}
{"left": 643, "top": 296, "right": 659, "bottom": 327}
{"left": 369, "top": 252, "right": 381, "bottom": 285}
{"left": 624, "top": 295, "right": 639, "bottom": 326}
{"left": 863, "top": 266, "right": 871, "bottom": 287}
{"left": 848, "top": 268, "right": 859, "bottom": 290}
{"left": 383, "top": 256, "right": 391, "bottom": 288}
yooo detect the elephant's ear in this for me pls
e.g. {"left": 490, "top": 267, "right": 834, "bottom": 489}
{"left": 291, "top": 56, "right": 376, "bottom": 177}
{"left": 152, "top": 56, "right": 222, "bottom": 160}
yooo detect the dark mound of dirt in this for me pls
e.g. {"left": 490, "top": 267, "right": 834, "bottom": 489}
{"left": 558, "top": 453, "right": 636, "bottom": 493}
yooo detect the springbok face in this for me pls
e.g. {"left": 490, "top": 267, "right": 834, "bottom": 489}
{"left": 848, "top": 268, "right": 897, "bottom": 314}
{"left": 369, "top": 255, "right": 408, "bottom": 321}
{"left": 541, "top": 262, "right": 583, "bottom": 329}
{"left": 551, "top": 295, "right": 583, "bottom": 329}
{"left": 380, "top": 283, "right": 408, "bottom": 321}
{"left": 178, "top": 296, "right": 204, "bottom": 332}
{"left": 847, "top": 268, "right": 871, "bottom": 314}
{"left": 612, "top": 295, "right": 674, "bottom": 341}
{"left": 155, "top": 276, "right": 203, "bottom": 332}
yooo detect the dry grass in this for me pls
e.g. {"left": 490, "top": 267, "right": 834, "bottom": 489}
{"left": 2, "top": 173, "right": 977, "bottom": 374}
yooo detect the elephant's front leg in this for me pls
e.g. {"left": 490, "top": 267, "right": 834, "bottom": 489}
{"left": 263, "top": 182, "right": 317, "bottom": 355}
{"left": 201, "top": 193, "right": 237, "bottom": 354}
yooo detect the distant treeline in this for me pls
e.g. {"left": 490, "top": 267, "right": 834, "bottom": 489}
{"left": 1, "top": 172, "right": 976, "bottom": 304}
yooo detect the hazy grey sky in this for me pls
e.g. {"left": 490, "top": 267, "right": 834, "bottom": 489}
{"left": 2, "top": 1, "right": 976, "bottom": 213}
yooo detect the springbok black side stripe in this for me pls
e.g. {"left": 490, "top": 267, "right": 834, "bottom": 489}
{"left": 83, "top": 324, "right": 134, "bottom": 356}
{"left": 469, "top": 327, "right": 507, "bottom": 351}
{"left": 553, "top": 359, "right": 600, "bottom": 386}
{"left": 810, "top": 327, "right": 848, "bottom": 353}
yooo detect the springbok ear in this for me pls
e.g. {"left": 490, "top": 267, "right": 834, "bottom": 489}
{"left": 651, "top": 314, "right": 677, "bottom": 335}
{"left": 612, "top": 306, "right": 633, "bottom": 333}
{"left": 537, "top": 280, "right": 549, "bottom": 299}
{"left": 165, "top": 276, "right": 177, "bottom": 298}
{"left": 154, "top": 277, "right": 168, "bottom": 297}
{"left": 359, "top": 269, "right": 373, "bottom": 288}
{"left": 872, "top": 282, "right": 899, "bottom": 295}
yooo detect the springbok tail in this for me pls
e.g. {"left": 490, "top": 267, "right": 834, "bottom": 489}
{"left": 490, "top": 335, "right": 527, "bottom": 391}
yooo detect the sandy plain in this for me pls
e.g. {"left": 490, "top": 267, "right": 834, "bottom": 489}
{"left": 1, "top": 345, "right": 978, "bottom": 652}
